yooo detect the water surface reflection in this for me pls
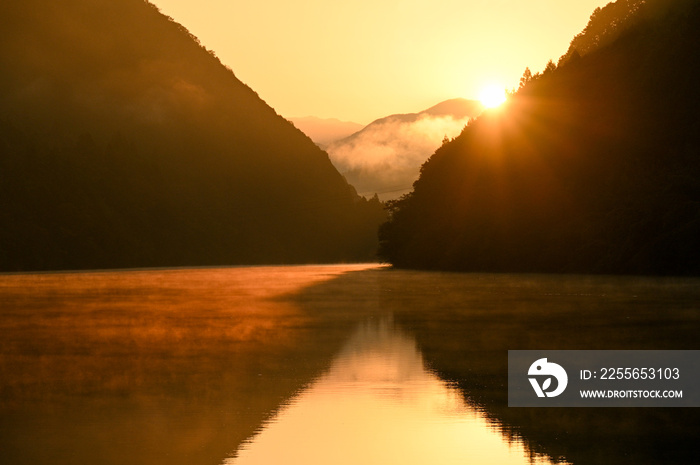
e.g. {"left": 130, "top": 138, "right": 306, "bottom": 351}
{"left": 227, "top": 318, "right": 558, "bottom": 465}
{"left": 0, "top": 265, "right": 377, "bottom": 465}
{"left": 2, "top": 265, "right": 697, "bottom": 464}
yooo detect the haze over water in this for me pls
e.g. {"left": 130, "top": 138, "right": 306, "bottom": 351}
{"left": 1, "top": 264, "right": 698, "bottom": 464}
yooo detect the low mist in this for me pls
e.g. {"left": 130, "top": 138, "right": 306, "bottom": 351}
{"left": 325, "top": 100, "right": 482, "bottom": 200}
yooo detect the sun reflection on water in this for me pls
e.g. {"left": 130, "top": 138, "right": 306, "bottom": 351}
{"left": 225, "top": 318, "right": 561, "bottom": 465}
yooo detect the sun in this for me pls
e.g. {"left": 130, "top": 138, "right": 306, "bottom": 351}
{"left": 478, "top": 85, "right": 507, "bottom": 109}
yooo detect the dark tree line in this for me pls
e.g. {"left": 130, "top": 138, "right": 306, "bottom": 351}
{"left": 379, "top": 0, "right": 700, "bottom": 275}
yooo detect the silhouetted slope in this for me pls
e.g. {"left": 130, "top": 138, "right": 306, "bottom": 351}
{"left": 0, "top": 0, "right": 385, "bottom": 271}
{"left": 326, "top": 98, "right": 483, "bottom": 200}
{"left": 379, "top": 0, "right": 700, "bottom": 275}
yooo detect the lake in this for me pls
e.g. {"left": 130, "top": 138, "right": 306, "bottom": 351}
{"left": 1, "top": 264, "right": 698, "bottom": 464}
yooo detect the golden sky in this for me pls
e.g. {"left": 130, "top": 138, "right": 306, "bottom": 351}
{"left": 152, "top": 0, "right": 610, "bottom": 124}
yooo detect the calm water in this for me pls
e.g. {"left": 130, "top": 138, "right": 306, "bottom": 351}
{"left": 1, "top": 264, "right": 698, "bottom": 465}
{"left": 228, "top": 318, "right": 555, "bottom": 465}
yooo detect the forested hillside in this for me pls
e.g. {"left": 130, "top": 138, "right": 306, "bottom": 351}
{"left": 0, "top": 0, "right": 385, "bottom": 271}
{"left": 379, "top": 0, "right": 700, "bottom": 275}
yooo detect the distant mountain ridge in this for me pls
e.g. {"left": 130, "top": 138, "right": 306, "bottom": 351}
{"left": 326, "top": 98, "right": 483, "bottom": 200}
{"left": 422, "top": 99, "right": 483, "bottom": 117}
{"left": 0, "top": 0, "right": 385, "bottom": 271}
{"left": 342, "top": 98, "right": 483, "bottom": 139}
{"left": 288, "top": 116, "right": 363, "bottom": 149}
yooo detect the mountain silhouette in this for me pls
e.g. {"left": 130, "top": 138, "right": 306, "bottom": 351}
{"left": 379, "top": 0, "right": 700, "bottom": 275}
{"left": 0, "top": 0, "right": 385, "bottom": 271}
{"left": 326, "top": 98, "right": 483, "bottom": 200}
